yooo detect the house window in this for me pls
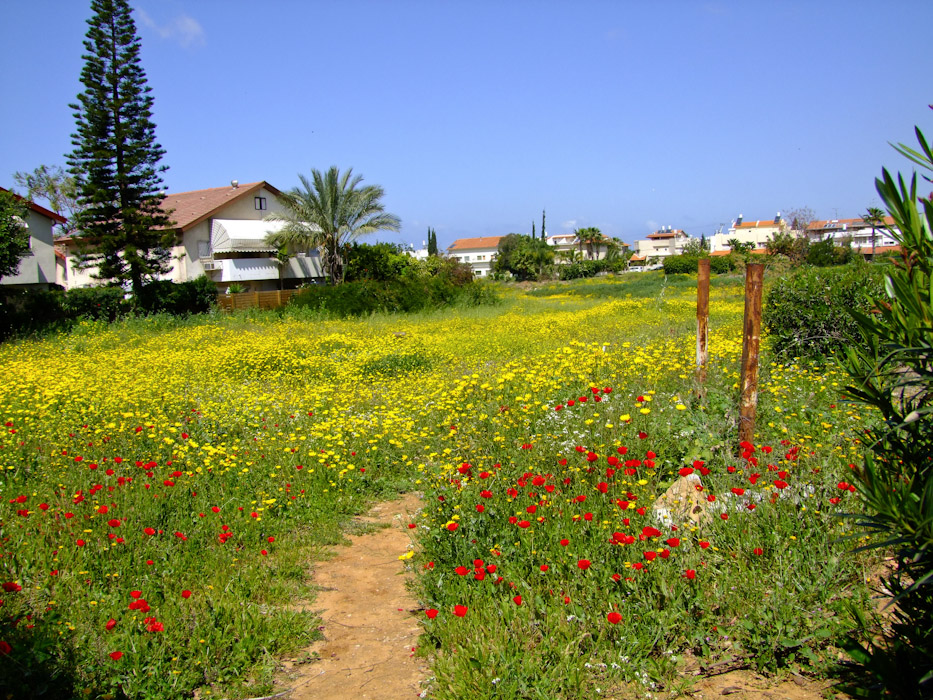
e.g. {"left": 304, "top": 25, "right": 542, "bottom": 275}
{"left": 254, "top": 196, "right": 267, "bottom": 211}
{"left": 197, "top": 240, "right": 210, "bottom": 258}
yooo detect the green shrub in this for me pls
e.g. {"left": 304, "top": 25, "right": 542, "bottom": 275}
{"left": 764, "top": 263, "right": 885, "bottom": 359}
{"left": 0, "top": 288, "right": 67, "bottom": 340}
{"left": 837, "top": 124, "right": 933, "bottom": 696}
{"left": 344, "top": 242, "right": 414, "bottom": 282}
{"left": 710, "top": 255, "right": 736, "bottom": 274}
{"left": 662, "top": 255, "right": 698, "bottom": 274}
{"left": 558, "top": 259, "right": 617, "bottom": 280}
{"left": 289, "top": 276, "right": 498, "bottom": 317}
{"left": 62, "top": 285, "right": 128, "bottom": 321}
{"left": 662, "top": 255, "right": 736, "bottom": 275}
{"left": 135, "top": 276, "right": 217, "bottom": 316}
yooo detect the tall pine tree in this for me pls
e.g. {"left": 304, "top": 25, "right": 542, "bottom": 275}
{"left": 67, "top": 0, "right": 173, "bottom": 298}
{"left": 427, "top": 227, "right": 438, "bottom": 256}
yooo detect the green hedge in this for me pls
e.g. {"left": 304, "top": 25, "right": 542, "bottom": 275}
{"left": 662, "top": 255, "right": 736, "bottom": 275}
{"left": 289, "top": 277, "right": 499, "bottom": 317}
{"left": 558, "top": 259, "right": 624, "bottom": 280}
{"left": 764, "top": 263, "right": 887, "bottom": 360}
{"left": 0, "top": 277, "right": 218, "bottom": 341}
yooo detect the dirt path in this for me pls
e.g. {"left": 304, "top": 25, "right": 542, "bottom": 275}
{"left": 284, "top": 492, "right": 427, "bottom": 700}
{"left": 275, "top": 492, "right": 844, "bottom": 700}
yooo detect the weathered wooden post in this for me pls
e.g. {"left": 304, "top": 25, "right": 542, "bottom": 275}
{"left": 696, "top": 258, "right": 710, "bottom": 384}
{"left": 738, "top": 263, "right": 764, "bottom": 445}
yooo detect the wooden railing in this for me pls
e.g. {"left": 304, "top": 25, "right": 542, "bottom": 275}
{"left": 217, "top": 289, "right": 299, "bottom": 312}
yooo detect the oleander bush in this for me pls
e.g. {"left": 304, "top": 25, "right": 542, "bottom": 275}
{"left": 764, "top": 263, "right": 886, "bottom": 360}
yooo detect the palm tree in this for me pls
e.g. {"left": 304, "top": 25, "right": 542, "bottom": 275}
{"left": 574, "top": 227, "right": 604, "bottom": 260}
{"left": 265, "top": 167, "right": 401, "bottom": 285}
{"left": 862, "top": 206, "right": 886, "bottom": 259}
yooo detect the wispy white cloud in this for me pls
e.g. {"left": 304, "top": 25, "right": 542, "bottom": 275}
{"left": 561, "top": 219, "right": 577, "bottom": 230}
{"left": 645, "top": 219, "right": 659, "bottom": 232}
{"left": 136, "top": 7, "right": 205, "bottom": 48}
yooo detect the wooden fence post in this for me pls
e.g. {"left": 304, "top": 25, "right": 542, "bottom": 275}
{"left": 696, "top": 258, "right": 710, "bottom": 384}
{"left": 738, "top": 263, "right": 764, "bottom": 445}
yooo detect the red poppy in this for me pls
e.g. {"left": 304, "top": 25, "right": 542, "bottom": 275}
{"left": 644, "top": 551, "right": 657, "bottom": 561}
{"left": 720, "top": 513, "right": 729, "bottom": 520}
{"left": 684, "top": 569, "right": 696, "bottom": 580}
{"left": 773, "top": 480, "right": 788, "bottom": 489}
{"left": 560, "top": 538, "right": 569, "bottom": 546}
{"left": 130, "top": 590, "right": 142, "bottom": 599}
{"left": 577, "top": 559, "right": 591, "bottom": 570}
{"left": 106, "top": 618, "right": 117, "bottom": 631}
{"left": 539, "top": 565, "right": 549, "bottom": 572}
{"left": 475, "top": 504, "right": 485, "bottom": 512}
{"left": 109, "top": 651, "right": 123, "bottom": 661}
{"left": 679, "top": 467, "right": 694, "bottom": 477}
{"left": 455, "top": 566, "right": 469, "bottom": 576}
{"left": 753, "top": 547, "right": 764, "bottom": 556}
{"left": 453, "top": 605, "right": 468, "bottom": 617}
{"left": 699, "top": 541, "right": 710, "bottom": 549}
{"left": 447, "top": 523, "right": 458, "bottom": 532}
{"left": 425, "top": 608, "right": 438, "bottom": 619}
{"left": 76, "top": 539, "right": 86, "bottom": 547}
{"left": 665, "top": 538, "right": 680, "bottom": 548}
{"left": 513, "top": 595, "right": 522, "bottom": 606}
{"left": 731, "top": 487, "right": 745, "bottom": 496}
{"left": 181, "top": 590, "right": 192, "bottom": 599}
{"left": 607, "top": 612, "right": 622, "bottom": 624}
{"left": 1, "top": 582, "right": 21, "bottom": 593}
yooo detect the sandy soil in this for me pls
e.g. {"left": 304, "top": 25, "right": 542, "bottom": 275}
{"left": 282, "top": 492, "right": 427, "bottom": 700}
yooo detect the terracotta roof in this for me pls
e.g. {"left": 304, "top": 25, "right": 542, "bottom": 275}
{"left": 710, "top": 250, "right": 732, "bottom": 256}
{"left": 448, "top": 236, "right": 504, "bottom": 251}
{"left": 808, "top": 216, "right": 896, "bottom": 230}
{"left": 0, "top": 186, "right": 68, "bottom": 224}
{"left": 735, "top": 220, "right": 780, "bottom": 229}
{"left": 630, "top": 254, "right": 646, "bottom": 262}
{"left": 162, "top": 181, "right": 282, "bottom": 232}
{"left": 646, "top": 229, "right": 685, "bottom": 240}
{"left": 855, "top": 244, "right": 902, "bottom": 254}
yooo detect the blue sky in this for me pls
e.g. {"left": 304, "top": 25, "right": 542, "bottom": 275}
{"left": 2, "top": 1, "right": 931, "bottom": 249}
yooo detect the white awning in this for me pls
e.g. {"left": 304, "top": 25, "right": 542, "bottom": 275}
{"left": 210, "top": 219, "right": 285, "bottom": 253}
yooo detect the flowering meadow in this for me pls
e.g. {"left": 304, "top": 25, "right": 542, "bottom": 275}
{"left": 0, "top": 273, "right": 877, "bottom": 699}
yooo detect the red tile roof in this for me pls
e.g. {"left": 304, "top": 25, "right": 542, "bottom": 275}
{"left": 0, "top": 186, "right": 68, "bottom": 224}
{"left": 735, "top": 220, "right": 781, "bottom": 229}
{"left": 807, "top": 216, "right": 896, "bottom": 230}
{"left": 646, "top": 229, "right": 685, "bottom": 240}
{"left": 448, "top": 236, "right": 503, "bottom": 251}
{"left": 629, "top": 254, "right": 646, "bottom": 262}
{"left": 162, "top": 181, "right": 282, "bottom": 232}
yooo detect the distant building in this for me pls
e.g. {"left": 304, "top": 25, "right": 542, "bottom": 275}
{"left": 547, "top": 232, "right": 626, "bottom": 261}
{"left": 707, "top": 214, "right": 786, "bottom": 253}
{"left": 0, "top": 187, "right": 68, "bottom": 290}
{"left": 633, "top": 227, "right": 690, "bottom": 261}
{"left": 447, "top": 236, "right": 502, "bottom": 277}
{"left": 806, "top": 216, "right": 899, "bottom": 256}
{"left": 57, "top": 180, "right": 325, "bottom": 292}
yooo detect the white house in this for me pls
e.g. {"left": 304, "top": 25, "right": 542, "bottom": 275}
{"left": 0, "top": 187, "right": 68, "bottom": 290}
{"left": 547, "top": 232, "right": 626, "bottom": 261}
{"left": 57, "top": 180, "right": 325, "bottom": 292}
{"left": 707, "top": 214, "right": 785, "bottom": 253}
{"left": 806, "top": 216, "right": 899, "bottom": 256}
{"left": 447, "top": 236, "right": 502, "bottom": 277}
{"left": 633, "top": 227, "right": 690, "bottom": 260}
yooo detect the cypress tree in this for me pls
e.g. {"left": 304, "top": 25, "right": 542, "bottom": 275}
{"left": 541, "top": 209, "right": 546, "bottom": 240}
{"left": 67, "top": 0, "right": 173, "bottom": 298}
{"left": 427, "top": 227, "right": 438, "bottom": 256}
{"left": 532, "top": 221, "right": 536, "bottom": 238}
